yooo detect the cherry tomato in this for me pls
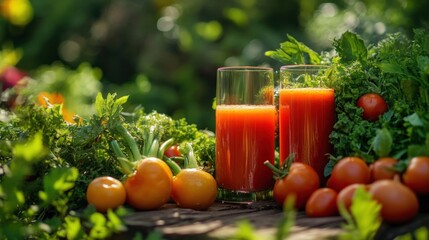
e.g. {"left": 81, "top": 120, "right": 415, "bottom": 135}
{"left": 368, "top": 179, "right": 419, "bottom": 224}
{"left": 369, "top": 157, "right": 398, "bottom": 182}
{"left": 124, "top": 157, "right": 173, "bottom": 210}
{"left": 171, "top": 168, "right": 217, "bottom": 210}
{"left": 273, "top": 162, "right": 320, "bottom": 210}
{"left": 336, "top": 183, "right": 367, "bottom": 212}
{"left": 356, "top": 93, "right": 388, "bottom": 121}
{"left": 329, "top": 157, "right": 370, "bottom": 192}
{"left": 402, "top": 156, "right": 429, "bottom": 195}
{"left": 164, "top": 145, "right": 182, "bottom": 158}
{"left": 86, "top": 176, "right": 126, "bottom": 213}
{"left": 305, "top": 188, "right": 338, "bottom": 217}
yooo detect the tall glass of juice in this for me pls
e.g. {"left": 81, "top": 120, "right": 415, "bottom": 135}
{"left": 216, "top": 66, "right": 276, "bottom": 202}
{"left": 279, "top": 65, "right": 335, "bottom": 184}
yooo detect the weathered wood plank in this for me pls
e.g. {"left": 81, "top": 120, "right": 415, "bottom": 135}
{"left": 111, "top": 200, "right": 429, "bottom": 240}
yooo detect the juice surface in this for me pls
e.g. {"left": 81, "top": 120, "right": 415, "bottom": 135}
{"left": 279, "top": 88, "right": 335, "bottom": 182}
{"left": 216, "top": 105, "right": 275, "bottom": 192}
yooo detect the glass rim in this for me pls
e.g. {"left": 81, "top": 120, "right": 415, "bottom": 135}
{"left": 217, "top": 66, "right": 273, "bottom": 72}
{"left": 280, "top": 64, "right": 329, "bottom": 71}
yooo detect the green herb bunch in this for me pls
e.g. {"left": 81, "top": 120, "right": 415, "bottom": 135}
{"left": 266, "top": 29, "right": 429, "bottom": 174}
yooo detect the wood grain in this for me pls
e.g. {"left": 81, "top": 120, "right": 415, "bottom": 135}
{"left": 110, "top": 200, "right": 429, "bottom": 240}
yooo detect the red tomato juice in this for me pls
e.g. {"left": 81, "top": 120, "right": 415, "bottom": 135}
{"left": 279, "top": 88, "right": 335, "bottom": 182}
{"left": 216, "top": 105, "right": 275, "bottom": 192}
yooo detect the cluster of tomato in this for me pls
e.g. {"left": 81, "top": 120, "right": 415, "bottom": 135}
{"left": 272, "top": 156, "right": 429, "bottom": 224}
{"left": 86, "top": 150, "right": 218, "bottom": 213}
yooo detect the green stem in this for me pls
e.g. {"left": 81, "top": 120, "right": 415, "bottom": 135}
{"left": 143, "top": 126, "right": 155, "bottom": 156}
{"left": 158, "top": 138, "right": 174, "bottom": 158}
{"left": 162, "top": 156, "right": 182, "bottom": 175}
{"left": 117, "top": 157, "right": 135, "bottom": 175}
{"left": 111, "top": 140, "right": 126, "bottom": 159}
{"left": 116, "top": 124, "right": 142, "bottom": 162}
{"left": 184, "top": 143, "right": 199, "bottom": 169}
{"left": 147, "top": 139, "right": 160, "bottom": 158}
{"left": 264, "top": 160, "right": 284, "bottom": 176}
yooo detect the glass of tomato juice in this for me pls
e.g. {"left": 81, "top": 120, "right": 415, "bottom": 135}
{"left": 279, "top": 65, "right": 335, "bottom": 184}
{"left": 215, "top": 66, "right": 276, "bottom": 202}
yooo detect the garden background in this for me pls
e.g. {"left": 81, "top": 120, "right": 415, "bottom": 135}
{"left": 1, "top": 0, "right": 428, "bottom": 130}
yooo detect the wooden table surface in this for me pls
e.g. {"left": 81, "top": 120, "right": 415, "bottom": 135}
{"left": 111, "top": 200, "right": 429, "bottom": 240}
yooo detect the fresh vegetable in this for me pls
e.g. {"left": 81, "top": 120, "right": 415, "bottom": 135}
{"left": 86, "top": 176, "right": 126, "bottom": 213}
{"left": 267, "top": 29, "right": 429, "bottom": 166}
{"left": 164, "top": 145, "right": 182, "bottom": 158}
{"left": 327, "top": 156, "right": 370, "bottom": 192}
{"left": 170, "top": 143, "right": 217, "bottom": 210}
{"left": 265, "top": 155, "right": 320, "bottom": 209}
{"left": 171, "top": 169, "right": 217, "bottom": 210}
{"left": 402, "top": 156, "right": 429, "bottom": 195}
{"left": 336, "top": 183, "right": 367, "bottom": 212}
{"left": 305, "top": 188, "right": 338, "bottom": 217}
{"left": 124, "top": 157, "right": 173, "bottom": 210}
{"left": 338, "top": 186, "right": 381, "bottom": 240}
{"left": 356, "top": 93, "right": 388, "bottom": 122}
{"left": 368, "top": 179, "right": 419, "bottom": 224}
{"left": 369, "top": 157, "right": 398, "bottom": 182}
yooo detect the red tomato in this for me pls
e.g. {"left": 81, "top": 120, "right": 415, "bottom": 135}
{"left": 357, "top": 93, "right": 388, "bottom": 121}
{"left": 164, "top": 145, "right": 182, "bottom": 158}
{"left": 336, "top": 183, "right": 367, "bottom": 212}
{"left": 368, "top": 179, "right": 419, "bottom": 224}
{"left": 273, "top": 162, "right": 320, "bottom": 210}
{"left": 305, "top": 188, "right": 338, "bottom": 217}
{"left": 369, "top": 157, "right": 398, "bottom": 182}
{"left": 124, "top": 157, "right": 173, "bottom": 210}
{"left": 171, "top": 168, "right": 217, "bottom": 210}
{"left": 402, "top": 156, "right": 429, "bottom": 195}
{"left": 329, "top": 157, "right": 370, "bottom": 192}
{"left": 86, "top": 176, "right": 126, "bottom": 213}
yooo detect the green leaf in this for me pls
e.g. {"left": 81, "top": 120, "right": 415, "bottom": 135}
{"left": 339, "top": 186, "right": 381, "bottom": 240}
{"left": 64, "top": 216, "right": 84, "bottom": 240}
{"left": 39, "top": 167, "right": 79, "bottom": 204}
{"left": 12, "top": 132, "right": 47, "bottom": 163}
{"left": 233, "top": 220, "right": 259, "bottom": 240}
{"left": 265, "top": 34, "right": 321, "bottom": 64}
{"left": 404, "top": 113, "right": 424, "bottom": 127}
{"left": 372, "top": 128, "right": 393, "bottom": 158}
{"left": 334, "top": 31, "right": 367, "bottom": 63}
{"left": 275, "top": 195, "right": 296, "bottom": 240}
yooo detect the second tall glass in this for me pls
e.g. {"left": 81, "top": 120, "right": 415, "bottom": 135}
{"left": 279, "top": 65, "right": 335, "bottom": 183}
{"left": 216, "top": 66, "right": 276, "bottom": 202}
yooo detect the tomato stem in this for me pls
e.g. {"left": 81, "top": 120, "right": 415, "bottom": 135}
{"left": 264, "top": 160, "right": 284, "bottom": 177}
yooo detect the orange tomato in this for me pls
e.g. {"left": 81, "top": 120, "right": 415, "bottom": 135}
{"left": 329, "top": 157, "right": 370, "bottom": 192}
{"left": 124, "top": 157, "right": 173, "bottom": 210}
{"left": 369, "top": 157, "right": 398, "bottom": 182}
{"left": 86, "top": 176, "right": 126, "bottom": 213}
{"left": 402, "top": 156, "right": 429, "bottom": 196}
{"left": 368, "top": 179, "right": 419, "bottom": 224}
{"left": 171, "top": 168, "right": 217, "bottom": 210}
{"left": 305, "top": 188, "right": 338, "bottom": 217}
{"left": 273, "top": 162, "right": 320, "bottom": 210}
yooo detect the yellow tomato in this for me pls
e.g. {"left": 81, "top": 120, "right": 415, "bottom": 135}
{"left": 86, "top": 176, "right": 126, "bottom": 213}
{"left": 171, "top": 168, "right": 217, "bottom": 210}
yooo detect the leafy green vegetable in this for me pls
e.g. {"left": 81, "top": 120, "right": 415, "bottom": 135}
{"left": 338, "top": 186, "right": 381, "bottom": 240}
{"left": 267, "top": 28, "right": 429, "bottom": 172}
{"left": 265, "top": 34, "right": 321, "bottom": 64}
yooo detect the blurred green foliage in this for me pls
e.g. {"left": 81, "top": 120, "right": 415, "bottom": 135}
{"left": 0, "top": 0, "right": 428, "bottom": 130}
